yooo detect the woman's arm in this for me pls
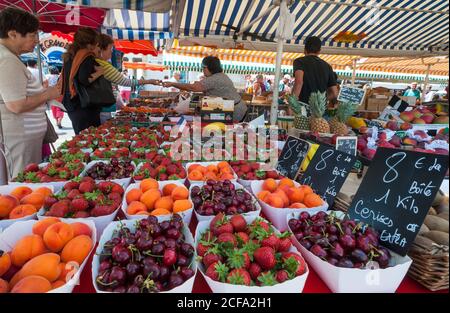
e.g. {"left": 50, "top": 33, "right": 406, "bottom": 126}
{"left": 5, "top": 87, "right": 60, "bottom": 114}
{"left": 162, "top": 81, "right": 204, "bottom": 92}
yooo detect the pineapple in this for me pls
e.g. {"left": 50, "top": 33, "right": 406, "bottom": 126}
{"left": 287, "top": 95, "right": 310, "bottom": 130}
{"left": 330, "top": 102, "right": 357, "bottom": 135}
{"left": 308, "top": 91, "right": 330, "bottom": 133}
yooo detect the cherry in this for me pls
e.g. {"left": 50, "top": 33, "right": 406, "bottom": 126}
{"left": 126, "top": 284, "right": 141, "bottom": 293}
{"left": 159, "top": 265, "right": 170, "bottom": 282}
{"left": 151, "top": 243, "right": 165, "bottom": 255}
{"left": 339, "top": 234, "right": 356, "bottom": 251}
{"left": 330, "top": 243, "right": 345, "bottom": 258}
{"left": 180, "top": 267, "right": 195, "bottom": 280}
{"left": 126, "top": 262, "right": 141, "bottom": 279}
{"left": 136, "top": 236, "right": 153, "bottom": 251}
{"left": 311, "top": 244, "right": 327, "bottom": 258}
{"left": 177, "top": 255, "right": 189, "bottom": 267}
{"left": 112, "top": 245, "right": 131, "bottom": 265}
{"left": 143, "top": 263, "right": 160, "bottom": 280}
{"left": 300, "top": 239, "right": 312, "bottom": 250}
{"left": 99, "top": 260, "right": 112, "bottom": 272}
{"left": 180, "top": 243, "right": 194, "bottom": 258}
{"left": 163, "top": 249, "right": 177, "bottom": 267}
{"left": 168, "top": 273, "right": 185, "bottom": 289}
{"left": 113, "top": 286, "right": 127, "bottom": 293}
{"left": 337, "top": 258, "right": 354, "bottom": 268}
{"left": 109, "top": 266, "right": 127, "bottom": 286}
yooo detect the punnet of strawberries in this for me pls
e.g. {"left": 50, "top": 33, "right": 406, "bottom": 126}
{"left": 50, "top": 148, "right": 91, "bottom": 164}
{"left": 13, "top": 160, "right": 85, "bottom": 183}
{"left": 288, "top": 211, "right": 392, "bottom": 269}
{"left": 91, "top": 148, "right": 130, "bottom": 160}
{"left": 229, "top": 161, "right": 283, "bottom": 180}
{"left": 43, "top": 177, "right": 124, "bottom": 218}
{"left": 132, "top": 153, "right": 187, "bottom": 181}
{"left": 197, "top": 214, "right": 307, "bottom": 287}
{"left": 95, "top": 215, "right": 195, "bottom": 293}
{"left": 97, "top": 139, "right": 131, "bottom": 149}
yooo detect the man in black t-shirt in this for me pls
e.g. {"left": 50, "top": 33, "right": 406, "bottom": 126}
{"left": 293, "top": 36, "right": 338, "bottom": 104}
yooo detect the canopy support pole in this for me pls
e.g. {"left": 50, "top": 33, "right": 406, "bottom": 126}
{"left": 236, "top": 4, "right": 277, "bottom": 37}
{"left": 270, "top": 0, "right": 287, "bottom": 126}
{"left": 351, "top": 59, "right": 357, "bottom": 86}
{"left": 166, "top": 0, "right": 187, "bottom": 52}
{"left": 422, "top": 63, "right": 432, "bottom": 102}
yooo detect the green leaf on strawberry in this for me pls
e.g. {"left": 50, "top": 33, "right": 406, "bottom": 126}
{"left": 24, "top": 172, "right": 39, "bottom": 183}
{"left": 213, "top": 261, "right": 229, "bottom": 283}
{"left": 56, "top": 190, "right": 68, "bottom": 200}
{"left": 225, "top": 248, "right": 246, "bottom": 269}
{"left": 283, "top": 256, "right": 299, "bottom": 280}
{"left": 255, "top": 170, "right": 266, "bottom": 179}
{"left": 84, "top": 190, "right": 102, "bottom": 201}
{"left": 241, "top": 240, "right": 259, "bottom": 261}
{"left": 257, "top": 272, "right": 277, "bottom": 286}
{"left": 47, "top": 167, "right": 58, "bottom": 176}
{"left": 278, "top": 231, "right": 292, "bottom": 239}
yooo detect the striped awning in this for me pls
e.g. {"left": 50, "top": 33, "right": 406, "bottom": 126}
{"left": 179, "top": 0, "right": 449, "bottom": 57}
{"left": 169, "top": 42, "right": 449, "bottom": 76}
{"left": 102, "top": 9, "right": 172, "bottom": 40}
{"left": 44, "top": 0, "right": 171, "bottom": 12}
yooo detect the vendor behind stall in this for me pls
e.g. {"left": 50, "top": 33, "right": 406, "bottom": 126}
{"left": 161, "top": 56, "right": 247, "bottom": 122}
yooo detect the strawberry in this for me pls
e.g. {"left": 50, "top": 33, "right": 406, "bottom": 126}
{"left": 47, "top": 200, "right": 71, "bottom": 217}
{"left": 281, "top": 252, "right": 307, "bottom": 276}
{"left": 197, "top": 242, "right": 210, "bottom": 257}
{"left": 178, "top": 171, "right": 186, "bottom": 179}
{"left": 240, "top": 165, "right": 251, "bottom": 173}
{"left": 261, "top": 234, "right": 280, "bottom": 250}
{"left": 226, "top": 269, "right": 251, "bottom": 286}
{"left": 91, "top": 204, "right": 116, "bottom": 217}
{"left": 81, "top": 176, "right": 95, "bottom": 184}
{"left": 210, "top": 213, "right": 233, "bottom": 235}
{"left": 276, "top": 270, "right": 289, "bottom": 283}
{"left": 160, "top": 158, "right": 171, "bottom": 166}
{"left": 230, "top": 215, "right": 247, "bottom": 232}
{"left": 201, "top": 231, "right": 215, "bottom": 242}
{"left": 73, "top": 211, "right": 90, "bottom": 218}
{"left": 217, "top": 233, "right": 237, "bottom": 247}
{"left": 44, "top": 196, "right": 58, "bottom": 209}
{"left": 108, "top": 192, "right": 122, "bottom": 202}
{"left": 257, "top": 271, "right": 278, "bottom": 286}
{"left": 159, "top": 173, "right": 168, "bottom": 181}
{"left": 278, "top": 237, "right": 292, "bottom": 252}
{"left": 166, "top": 164, "right": 178, "bottom": 175}
{"left": 203, "top": 252, "right": 223, "bottom": 269}
{"left": 254, "top": 247, "right": 276, "bottom": 270}
{"left": 235, "top": 232, "right": 249, "bottom": 244}
{"left": 250, "top": 163, "right": 260, "bottom": 170}
{"left": 79, "top": 181, "right": 95, "bottom": 193}
{"left": 206, "top": 261, "right": 229, "bottom": 282}
{"left": 71, "top": 198, "right": 89, "bottom": 212}
{"left": 249, "top": 263, "right": 262, "bottom": 281}
{"left": 67, "top": 189, "right": 81, "bottom": 200}
{"left": 110, "top": 183, "right": 124, "bottom": 195}
{"left": 24, "top": 163, "right": 39, "bottom": 173}
{"left": 97, "top": 181, "right": 113, "bottom": 194}
{"left": 266, "top": 171, "right": 279, "bottom": 179}
{"left": 252, "top": 219, "right": 271, "bottom": 232}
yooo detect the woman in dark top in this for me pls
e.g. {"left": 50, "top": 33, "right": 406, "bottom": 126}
{"left": 60, "top": 28, "right": 103, "bottom": 134}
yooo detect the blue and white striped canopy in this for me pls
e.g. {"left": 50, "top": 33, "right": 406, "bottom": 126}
{"left": 102, "top": 9, "right": 172, "bottom": 40}
{"left": 44, "top": 0, "right": 171, "bottom": 12}
{"left": 179, "top": 0, "right": 449, "bottom": 56}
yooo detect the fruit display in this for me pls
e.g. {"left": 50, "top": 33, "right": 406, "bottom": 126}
{"left": 41, "top": 178, "right": 124, "bottom": 219}
{"left": 229, "top": 161, "right": 283, "bottom": 181}
{"left": 309, "top": 92, "right": 330, "bottom": 133}
{"left": 93, "top": 215, "right": 196, "bottom": 293}
{"left": 12, "top": 160, "right": 85, "bottom": 183}
{"left": 97, "top": 139, "right": 131, "bottom": 149}
{"left": 123, "top": 179, "right": 192, "bottom": 220}
{"left": 190, "top": 180, "right": 260, "bottom": 219}
{"left": 288, "top": 211, "right": 392, "bottom": 269}
{"left": 399, "top": 108, "right": 449, "bottom": 125}
{"left": 0, "top": 186, "right": 53, "bottom": 225}
{"left": 0, "top": 219, "right": 94, "bottom": 293}
{"left": 50, "top": 149, "right": 91, "bottom": 164}
{"left": 195, "top": 214, "right": 308, "bottom": 291}
{"left": 84, "top": 159, "right": 135, "bottom": 181}
{"left": 187, "top": 162, "right": 236, "bottom": 182}
{"left": 132, "top": 154, "right": 187, "bottom": 181}
{"left": 91, "top": 148, "right": 130, "bottom": 160}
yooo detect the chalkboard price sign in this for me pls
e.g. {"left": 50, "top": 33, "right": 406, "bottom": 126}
{"left": 298, "top": 144, "right": 357, "bottom": 206}
{"left": 348, "top": 148, "right": 449, "bottom": 256}
{"left": 336, "top": 136, "right": 357, "bottom": 156}
{"left": 337, "top": 86, "right": 366, "bottom": 106}
{"left": 276, "top": 136, "right": 310, "bottom": 179}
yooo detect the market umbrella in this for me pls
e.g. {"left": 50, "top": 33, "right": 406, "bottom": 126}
{"left": 0, "top": 0, "right": 106, "bottom": 33}
{"left": 114, "top": 40, "right": 158, "bottom": 56}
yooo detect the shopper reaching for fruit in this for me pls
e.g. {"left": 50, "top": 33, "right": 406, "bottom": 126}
{"left": 161, "top": 56, "right": 248, "bottom": 122}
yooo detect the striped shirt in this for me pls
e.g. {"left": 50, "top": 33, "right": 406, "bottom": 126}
{"left": 96, "top": 58, "right": 138, "bottom": 88}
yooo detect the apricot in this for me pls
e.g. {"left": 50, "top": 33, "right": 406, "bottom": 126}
{"left": 43, "top": 222, "right": 74, "bottom": 252}
{"left": 289, "top": 203, "right": 307, "bottom": 209}
{"left": 140, "top": 189, "right": 161, "bottom": 211}
{"left": 257, "top": 190, "right": 271, "bottom": 201}
{"left": 32, "top": 217, "right": 61, "bottom": 237}
{"left": 20, "top": 192, "right": 46, "bottom": 210}
{"left": 140, "top": 178, "right": 159, "bottom": 192}
{"left": 9, "top": 204, "right": 37, "bottom": 219}
{"left": 11, "top": 234, "right": 47, "bottom": 267}
{"left": 206, "top": 164, "right": 219, "bottom": 174}
{"left": 262, "top": 178, "right": 278, "bottom": 192}
{"left": 188, "top": 170, "right": 203, "bottom": 181}
{"left": 287, "top": 187, "right": 305, "bottom": 204}
{"left": 51, "top": 280, "right": 66, "bottom": 290}
{"left": 11, "top": 276, "right": 52, "bottom": 293}
{"left": 70, "top": 222, "right": 92, "bottom": 237}
{"left": 220, "top": 173, "right": 235, "bottom": 180}
{"left": 0, "top": 250, "right": 11, "bottom": 276}
{"left": 204, "top": 172, "right": 218, "bottom": 180}
{"left": 217, "top": 161, "right": 229, "bottom": 169}
{"left": 173, "top": 200, "right": 192, "bottom": 213}
{"left": 135, "top": 211, "right": 151, "bottom": 215}
{"left": 127, "top": 201, "right": 148, "bottom": 215}
{"left": 304, "top": 193, "right": 323, "bottom": 208}
{"left": 34, "top": 187, "right": 53, "bottom": 198}
{"left": 0, "top": 278, "right": 9, "bottom": 293}
{"left": 126, "top": 188, "right": 143, "bottom": 205}
{"left": 274, "top": 189, "right": 289, "bottom": 207}
{"left": 0, "top": 195, "right": 19, "bottom": 218}
{"left": 58, "top": 262, "right": 77, "bottom": 282}
{"left": 300, "top": 185, "right": 314, "bottom": 196}
{"left": 150, "top": 208, "right": 171, "bottom": 216}
{"left": 171, "top": 186, "right": 189, "bottom": 200}
{"left": 10, "top": 186, "right": 33, "bottom": 201}
{"left": 265, "top": 194, "right": 284, "bottom": 208}
{"left": 279, "top": 178, "right": 295, "bottom": 188}
{"left": 61, "top": 235, "right": 93, "bottom": 266}
{"left": 10, "top": 253, "right": 61, "bottom": 287}
{"left": 154, "top": 196, "right": 174, "bottom": 211}
{"left": 162, "top": 183, "right": 178, "bottom": 196}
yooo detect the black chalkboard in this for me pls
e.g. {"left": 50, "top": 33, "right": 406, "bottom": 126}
{"left": 298, "top": 144, "right": 357, "bottom": 206}
{"left": 337, "top": 86, "right": 366, "bottom": 105}
{"left": 348, "top": 148, "right": 449, "bottom": 256}
{"left": 276, "top": 136, "right": 310, "bottom": 179}
{"left": 336, "top": 136, "right": 357, "bottom": 156}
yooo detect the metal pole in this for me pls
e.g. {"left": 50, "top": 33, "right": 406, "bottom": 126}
{"left": 0, "top": 116, "right": 8, "bottom": 185}
{"left": 270, "top": 36, "right": 284, "bottom": 126}
{"left": 422, "top": 63, "right": 432, "bottom": 102}
{"left": 351, "top": 59, "right": 357, "bottom": 86}
{"left": 32, "top": 0, "right": 44, "bottom": 84}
